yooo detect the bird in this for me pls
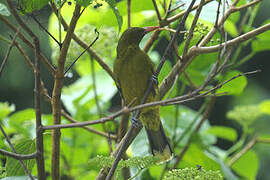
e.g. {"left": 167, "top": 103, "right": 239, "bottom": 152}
{"left": 113, "top": 26, "right": 173, "bottom": 162}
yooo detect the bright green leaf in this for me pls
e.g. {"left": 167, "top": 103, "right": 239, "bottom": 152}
{"left": 8, "top": 109, "right": 36, "bottom": 138}
{"left": 217, "top": 70, "right": 247, "bottom": 95}
{"left": 178, "top": 143, "right": 221, "bottom": 171}
{"left": 259, "top": 100, "right": 270, "bottom": 115}
{"left": 206, "top": 126, "right": 237, "bottom": 142}
{"left": 18, "top": 0, "right": 50, "bottom": 13}
{"left": 251, "top": 20, "right": 270, "bottom": 52}
{"left": 106, "top": 0, "right": 123, "bottom": 32}
{"left": 225, "top": 20, "right": 238, "bottom": 37}
{"left": 0, "top": 3, "right": 10, "bottom": 16}
{"left": 227, "top": 105, "right": 262, "bottom": 127}
{"left": 6, "top": 139, "right": 35, "bottom": 176}
{"left": 76, "top": 0, "right": 93, "bottom": 7}
{"left": 0, "top": 102, "right": 15, "bottom": 120}
{"left": 231, "top": 150, "right": 259, "bottom": 180}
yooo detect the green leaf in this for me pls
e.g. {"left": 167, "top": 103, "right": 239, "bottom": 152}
{"left": 259, "top": 99, "right": 270, "bottom": 115}
{"left": 161, "top": 105, "right": 216, "bottom": 147}
{"left": 231, "top": 150, "right": 259, "bottom": 180}
{"left": 251, "top": 20, "right": 270, "bottom": 52}
{"left": 178, "top": 143, "right": 221, "bottom": 171}
{"left": 206, "top": 126, "right": 237, "bottom": 142}
{"left": 224, "top": 20, "right": 238, "bottom": 37}
{"left": 227, "top": 105, "right": 262, "bottom": 127}
{"left": 8, "top": 109, "right": 36, "bottom": 138}
{"left": 6, "top": 139, "right": 36, "bottom": 176}
{"left": 0, "top": 102, "right": 15, "bottom": 120}
{"left": 75, "top": 0, "right": 93, "bottom": 7}
{"left": 18, "top": 0, "right": 50, "bottom": 13}
{"left": 0, "top": 3, "right": 10, "bottom": 16}
{"left": 106, "top": 0, "right": 123, "bottom": 32}
{"left": 217, "top": 70, "right": 247, "bottom": 95}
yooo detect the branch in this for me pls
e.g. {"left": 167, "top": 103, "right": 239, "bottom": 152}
{"left": 159, "top": 22, "right": 269, "bottom": 98}
{"left": 183, "top": 0, "right": 205, "bottom": 56}
{"left": 0, "top": 149, "right": 37, "bottom": 160}
{"left": 0, "top": 124, "right": 35, "bottom": 180}
{"left": 42, "top": 69, "right": 260, "bottom": 131}
{"left": 51, "top": 4, "right": 81, "bottom": 180}
{"left": 152, "top": 0, "right": 162, "bottom": 22}
{"left": 61, "top": 110, "right": 117, "bottom": 139}
{"left": 127, "top": 0, "right": 131, "bottom": 27}
{"left": 33, "top": 36, "right": 46, "bottom": 179}
{"left": 165, "top": 0, "right": 214, "bottom": 26}
{"left": 227, "top": 135, "right": 258, "bottom": 167}
{"left": 50, "top": 2, "right": 116, "bottom": 82}
{"left": 173, "top": 95, "right": 216, "bottom": 168}
{"left": 192, "top": 23, "right": 270, "bottom": 54}
{"left": 0, "top": 16, "right": 56, "bottom": 75}
{"left": 0, "top": 29, "right": 20, "bottom": 77}
{"left": 0, "top": 34, "right": 113, "bottom": 141}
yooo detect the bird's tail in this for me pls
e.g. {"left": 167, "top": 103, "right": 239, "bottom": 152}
{"left": 145, "top": 124, "right": 173, "bottom": 163}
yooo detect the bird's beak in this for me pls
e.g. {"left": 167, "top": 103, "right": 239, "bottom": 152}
{"left": 144, "top": 26, "right": 159, "bottom": 33}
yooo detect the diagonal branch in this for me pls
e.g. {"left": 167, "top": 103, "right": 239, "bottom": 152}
{"left": 51, "top": 4, "right": 82, "bottom": 180}
{"left": 0, "top": 16, "right": 56, "bottom": 75}
{"left": 0, "top": 30, "right": 20, "bottom": 77}
{"left": 0, "top": 124, "right": 35, "bottom": 180}
{"left": 50, "top": 2, "right": 116, "bottom": 82}
{"left": 0, "top": 149, "right": 37, "bottom": 160}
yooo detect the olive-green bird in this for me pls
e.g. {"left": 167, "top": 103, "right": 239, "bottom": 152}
{"left": 114, "top": 27, "right": 173, "bottom": 162}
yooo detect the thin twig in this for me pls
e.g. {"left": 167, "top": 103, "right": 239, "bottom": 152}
{"left": 42, "top": 69, "right": 260, "bottom": 131}
{"left": 90, "top": 54, "right": 113, "bottom": 153}
{"left": 0, "top": 30, "right": 20, "bottom": 77}
{"left": 183, "top": 0, "right": 205, "bottom": 56}
{"left": 173, "top": 95, "right": 216, "bottom": 168}
{"left": 0, "top": 15, "right": 56, "bottom": 75}
{"left": 159, "top": 22, "right": 269, "bottom": 98}
{"left": 31, "top": 14, "right": 62, "bottom": 47}
{"left": 0, "top": 124, "right": 35, "bottom": 180}
{"left": 51, "top": 4, "right": 81, "bottom": 180}
{"left": 50, "top": 2, "right": 116, "bottom": 82}
{"left": 0, "top": 149, "right": 37, "bottom": 160}
{"left": 64, "top": 29, "right": 100, "bottom": 75}
{"left": 127, "top": 0, "right": 131, "bottom": 28}
{"left": 227, "top": 135, "right": 258, "bottom": 167}
{"left": 0, "top": 34, "right": 114, "bottom": 140}
{"left": 61, "top": 110, "right": 117, "bottom": 139}
{"left": 152, "top": 0, "right": 162, "bottom": 22}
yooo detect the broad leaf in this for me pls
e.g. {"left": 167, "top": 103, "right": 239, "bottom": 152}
{"left": 0, "top": 3, "right": 10, "bottom": 16}
{"left": 6, "top": 139, "right": 35, "bottom": 176}
{"left": 231, "top": 150, "right": 259, "bottom": 180}
{"left": 206, "top": 126, "right": 237, "bottom": 142}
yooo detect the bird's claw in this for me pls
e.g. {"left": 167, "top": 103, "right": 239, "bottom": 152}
{"left": 149, "top": 74, "right": 158, "bottom": 96}
{"left": 131, "top": 116, "right": 142, "bottom": 128}
{"left": 151, "top": 74, "right": 158, "bottom": 85}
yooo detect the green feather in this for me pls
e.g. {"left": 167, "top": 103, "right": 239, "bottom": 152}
{"left": 114, "top": 27, "right": 173, "bottom": 162}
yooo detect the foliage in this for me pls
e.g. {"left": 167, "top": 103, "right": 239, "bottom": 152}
{"left": 88, "top": 155, "right": 159, "bottom": 179}
{"left": 0, "top": 0, "right": 270, "bottom": 179}
{"left": 164, "top": 167, "right": 223, "bottom": 180}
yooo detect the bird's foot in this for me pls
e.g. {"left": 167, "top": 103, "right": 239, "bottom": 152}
{"left": 151, "top": 74, "right": 158, "bottom": 85}
{"left": 149, "top": 74, "right": 158, "bottom": 96}
{"left": 131, "top": 116, "right": 142, "bottom": 128}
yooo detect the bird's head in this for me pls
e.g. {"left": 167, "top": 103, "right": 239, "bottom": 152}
{"left": 117, "top": 26, "right": 159, "bottom": 56}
